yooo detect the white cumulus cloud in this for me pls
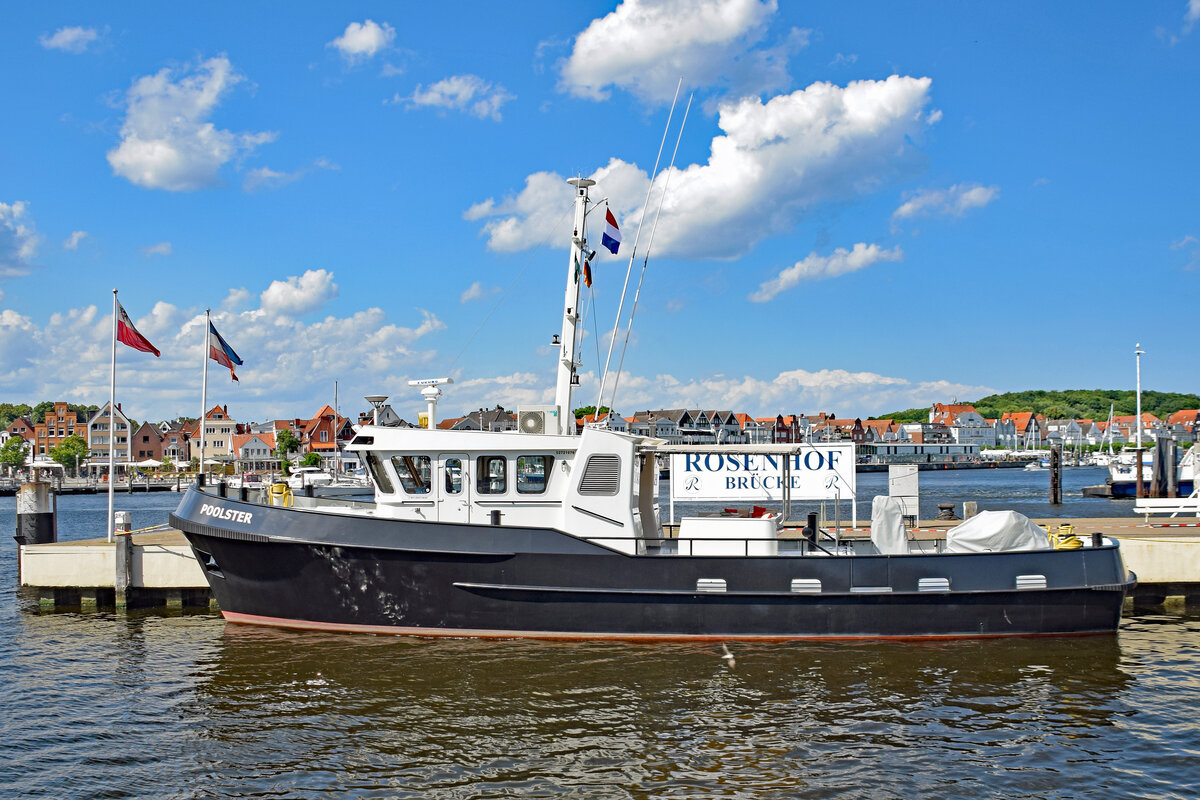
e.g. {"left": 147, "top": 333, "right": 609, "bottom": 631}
{"left": 328, "top": 20, "right": 395, "bottom": 62}
{"left": 259, "top": 269, "right": 339, "bottom": 317}
{"left": 471, "top": 75, "right": 934, "bottom": 259}
{"left": 141, "top": 241, "right": 172, "bottom": 257}
{"left": 749, "top": 244, "right": 903, "bottom": 302}
{"left": 460, "top": 281, "right": 498, "bottom": 303}
{"left": 63, "top": 230, "right": 88, "bottom": 250}
{"left": 107, "top": 56, "right": 276, "bottom": 192}
{"left": 562, "top": 0, "right": 788, "bottom": 103}
{"left": 0, "top": 275, "right": 446, "bottom": 424}
{"left": 39, "top": 26, "right": 100, "bottom": 53}
{"left": 893, "top": 183, "right": 1000, "bottom": 222}
{"left": 399, "top": 75, "right": 514, "bottom": 121}
{"left": 0, "top": 201, "right": 41, "bottom": 278}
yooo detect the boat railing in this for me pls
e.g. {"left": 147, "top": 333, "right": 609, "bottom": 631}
{"left": 583, "top": 535, "right": 872, "bottom": 557}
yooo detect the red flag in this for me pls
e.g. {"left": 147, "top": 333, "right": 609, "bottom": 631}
{"left": 116, "top": 302, "right": 160, "bottom": 357}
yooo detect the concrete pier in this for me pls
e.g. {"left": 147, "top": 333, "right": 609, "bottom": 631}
{"left": 19, "top": 529, "right": 214, "bottom": 610}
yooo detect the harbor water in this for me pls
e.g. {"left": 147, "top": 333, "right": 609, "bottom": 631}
{"left": 4, "top": 478, "right": 1199, "bottom": 799}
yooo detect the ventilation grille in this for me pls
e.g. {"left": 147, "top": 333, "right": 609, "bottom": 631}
{"left": 696, "top": 578, "right": 727, "bottom": 593}
{"left": 790, "top": 578, "right": 822, "bottom": 594}
{"left": 1016, "top": 574, "right": 1047, "bottom": 590}
{"left": 918, "top": 577, "right": 950, "bottom": 592}
{"left": 578, "top": 454, "right": 621, "bottom": 496}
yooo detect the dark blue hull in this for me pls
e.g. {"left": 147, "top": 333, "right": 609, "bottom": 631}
{"left": 171, "top": 488, "right": 1131, "bottom": 640}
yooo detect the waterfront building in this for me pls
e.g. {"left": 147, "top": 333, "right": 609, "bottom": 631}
{"left": 577, "top": 411, "right": 628, "bottom": 433}
{"left": 627, "top": 412, "right": 681, "bottom": 442}
{"left": 131, "top": 422, "right": 164, "bottom": 462}
{"left": 1111, "top": 413, "right": 1163, "bottom": 443}
{"left": 160, "top": 422, "right": 190, "bottom": 466}
{"left": 446, "top": 406, "right": 518, "bottom": 432}
{"left": 861, "top": 419, "right": 898, "bottom": 443}
{"left": 1001, "top": 411, "right": 1045, "bottom": 448}
{"left": 34, "top": 402, "right": 83, "bottom": 456}
{"left": 233, "top": 432, "right": 279, "bottom": 474}
{"left": 356, "top": 404, "right": 405, "bottom": 427}
{"left": 6, "top": 416, "right": 35, "bottom": 446}
{"left": 301, "top": 404, "right": 354, "bottom": 472}
{"left": 735, "top": 414, "right": 770, "bottom": 444}
{"left": 931, "top": 402, "right": 996, "bottom": 447}
{"left": 85, "top": 400, "right": 132, "bottom": 470}
{"left": 1166, "top": 410, "right": 1199, "bottom": 442}
{"left": 188, "top": 405, "right": 239, "bottom": 467}
{"left": 859, "top": 442, "right": 981, "bottom": 465}
{"left": 898, "top": 421, "right": 953, "bottom": 444}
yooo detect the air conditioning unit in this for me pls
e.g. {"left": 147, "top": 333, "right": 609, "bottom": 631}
{"left": 518, "top": 405, "right": 561, "bottom": 435}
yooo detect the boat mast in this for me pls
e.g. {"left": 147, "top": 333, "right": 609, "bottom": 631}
{"left": 1134, "top": 342, "right": 1144, "bottom": 450}
{"left": 555, "top": 177, "right": 594, "bottom": 434}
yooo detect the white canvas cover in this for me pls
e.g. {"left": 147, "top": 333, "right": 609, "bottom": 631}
{"left": 944, "top": 510, "right": 1051, "bottom": 553}
{"left": 870, "top": 495, "right": 909, "bottom": 554}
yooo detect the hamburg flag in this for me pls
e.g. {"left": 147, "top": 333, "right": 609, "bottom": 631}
{"left": 116, "top": 302, "right": 160, "bottom": 357}
{"left": 601, "top": 207, "right": 621, "bottom": 255}
{"left": 208, "top": 322, "right": 243, "bottom": 382}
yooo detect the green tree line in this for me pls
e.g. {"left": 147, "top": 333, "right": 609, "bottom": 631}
{"left": 875, "top": 389, "right": 1200, "bottom": 423}
{"left": 0, "top": 401, "right": 101, "bottom": 429}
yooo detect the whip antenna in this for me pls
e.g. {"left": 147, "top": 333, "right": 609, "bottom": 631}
{"left": 594, "top": 77, "right": 683, "bottom": 414}
{"left": 607, "top": 92, "right": 692, "bottom": 414}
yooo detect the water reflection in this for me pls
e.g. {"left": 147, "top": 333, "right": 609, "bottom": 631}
{"left": 6, "top": 609, "right": 1200, "bottom": 799}
{"left": 178, "top": 626, "right": 1141, "bottom": 798}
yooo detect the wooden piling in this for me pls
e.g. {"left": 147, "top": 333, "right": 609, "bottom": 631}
{"left": 1049, "top": 444, "right": 1062, "bottom": 505}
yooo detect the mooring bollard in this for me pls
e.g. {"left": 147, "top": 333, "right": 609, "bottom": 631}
{"left": 15, "top": 479, "right": 57, "bottom": 584}
{"left": 114, "top": 510, "right": 133, "bottom": 608}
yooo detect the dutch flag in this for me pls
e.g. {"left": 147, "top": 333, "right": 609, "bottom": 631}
{"left": 601, "top": 207, "right": 621, "bottom": 255}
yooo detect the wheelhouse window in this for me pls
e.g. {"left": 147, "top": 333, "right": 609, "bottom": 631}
{"left": 516, "top": 455, "right": 553, "bottom": 494}
{"left": 443, "top": 458, "right": 463, "bottom": 495}
{"left": 476, "top": 455, "right": 507, "bottom": 494}
{"left": 365, "top": 452, "right": 394, "bottom": 494}
{"left": 392, "top": 455, "right": 431, "bottom": 494}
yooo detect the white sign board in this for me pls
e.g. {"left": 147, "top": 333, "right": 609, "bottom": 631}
{"left": 668, "top": 445, "right": 856, "bottom": 502}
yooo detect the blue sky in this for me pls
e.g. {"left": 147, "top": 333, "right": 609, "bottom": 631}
{"left": 2, "top": 1, "right": 1198, "bottom": 425}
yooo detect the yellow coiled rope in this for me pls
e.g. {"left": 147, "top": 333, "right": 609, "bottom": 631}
{"left": 1049, "top": 524, "right": 1083, "bottom": 550}
{"left": 269, "top": 482, "right": 293, "bottom": 507}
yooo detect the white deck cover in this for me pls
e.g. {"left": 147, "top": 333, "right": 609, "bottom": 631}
{"left": 944, "top": 510, "right": 1051, "bottom": 553}
{"left": 870, "top": 495, "right": 908, "bottom": 554}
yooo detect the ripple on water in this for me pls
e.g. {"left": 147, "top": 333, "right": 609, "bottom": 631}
{"left": 2, "top": 525, "right": 1199, "bottom": 798}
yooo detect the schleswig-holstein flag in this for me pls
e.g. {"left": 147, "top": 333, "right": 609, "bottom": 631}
{"left": 116, "top": 302, "right": 160, "bottom": 357}
{"left": 601, "top": 207, "right": 621, "bottom": 255}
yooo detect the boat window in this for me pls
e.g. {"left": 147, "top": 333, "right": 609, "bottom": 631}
{"left": 516, "top": 455, "right": 553, "bottom": 494}
{"left": 392, "top": 455, "right": 431, "bottom": 494}
{"left": 578, "top": 454, "right": 621, "bottom": 496}
{"left": 476, "top": 456, "right": 507, "bottom": 494}
{"left": 365, "top": 452, "right": 394, "bottom": 494}
{"left": 444, "top": 458, "right": 462, "bottom": 495}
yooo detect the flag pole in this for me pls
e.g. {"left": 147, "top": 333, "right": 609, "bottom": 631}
{"left": 107, "top": 289, "right": 117, "bottom": 543}
{"left": 199, "top": 309, "right": 210, "bottom": 486}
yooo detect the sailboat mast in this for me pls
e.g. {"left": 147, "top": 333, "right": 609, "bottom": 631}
{"left": 554, "top": 177, "right": 594, "bottom": 434}
{"left": 1134, "top": 342, "right": 1144, "bottom": 450}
